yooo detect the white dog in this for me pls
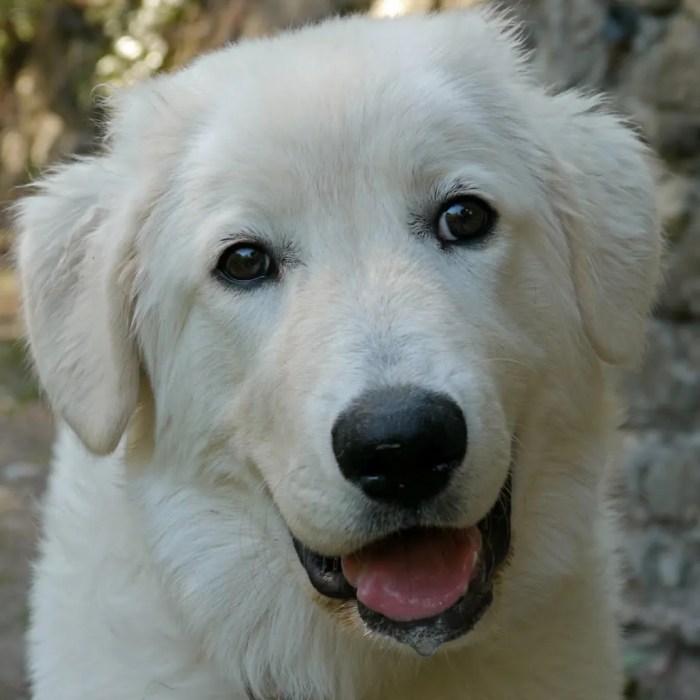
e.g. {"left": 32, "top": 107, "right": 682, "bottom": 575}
{"left": 16, "top": 8, "right": 661, "bottom": 700}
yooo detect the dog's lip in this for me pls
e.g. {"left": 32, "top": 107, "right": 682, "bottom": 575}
{"left": 356, "top": 583, "right": 494, "bottom": 657}
{"left": 291, "top": 537, "right": 357, "bottom": 600}
{"left": 291, "top": 473, "right": 512, "bottom": 654}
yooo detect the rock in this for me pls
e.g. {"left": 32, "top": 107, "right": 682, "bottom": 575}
{"left": 622, "top": 523, "right": 700, "bottom": 641}
{"left": 511, "top": 0, "right": 610, "bottom": 88}
{"left": 620, "top": 321, "right": 700, "bottom": 430}
{"left": 632, "top": 0, "right": 681, "bottom": 13}
{"left": 668, "top": 654, "right": 700, "bottom": 700}
{"left": 0, "top": 462, "right": 43, "bottom": 484}
{"left": 685, "top": 0, "right": 700, "bottom": 20}
{"left": 657, "top": 211, "right": 700, "bottom": 318}
{"left": 655, "top": 110, "right": 700, "bottom": 160}
{"left": 653, "top": 168, "right": 695, "bottom": 242}
{"left": 622, "top": 430, "right": 700, "bottom": 522}
{"left": 621, "top": 429, "right": 700, "bottom": 700}
{"left": 630, "top": 15, "right": 700, "bottom": 110}
{"left": 624, "top": 628, "right": 700, "bottom": 700}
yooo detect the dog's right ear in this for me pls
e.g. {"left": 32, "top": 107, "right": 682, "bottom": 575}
{"left": 16, "top": 70, "right": 203, "bottom": 455}
{"left": 16, "top": 156, "right": 141, "bottom": 455}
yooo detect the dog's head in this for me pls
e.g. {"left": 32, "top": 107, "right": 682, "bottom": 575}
{"left": 16, "top": 7, "right": 661, "bottom": 690}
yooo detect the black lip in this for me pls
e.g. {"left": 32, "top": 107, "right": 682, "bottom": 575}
{"left": 357, "top": 586, "right": 493, "bottom": 657}
{"left": 291, "top": 473, "right": 512, "bottom": 654}
{"left": 291, "top": 538, "right": 356, "bottom": 599}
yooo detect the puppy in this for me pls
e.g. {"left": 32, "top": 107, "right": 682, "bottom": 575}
{"left": 16, "top": 8, "right": 661, "bottom": 700}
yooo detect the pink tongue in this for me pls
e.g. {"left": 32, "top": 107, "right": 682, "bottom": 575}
{"left": 341, "top": 527, "right": 482, "bottom": 622}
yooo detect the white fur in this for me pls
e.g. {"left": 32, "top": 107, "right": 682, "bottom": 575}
{"left": 16, "top": 9, "right": 661, "bottom": 700}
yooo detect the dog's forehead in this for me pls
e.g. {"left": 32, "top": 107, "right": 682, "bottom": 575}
{"left": 175, "top": 16, "right": 536, "bottom": 213}
{"left": 195, "top": 86, "right": 475, "bottom": 208}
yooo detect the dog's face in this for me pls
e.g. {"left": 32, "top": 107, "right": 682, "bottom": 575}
{"left": 17, "top": 8, "right": 660, "bottom": 685}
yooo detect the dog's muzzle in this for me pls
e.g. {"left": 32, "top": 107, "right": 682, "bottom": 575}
{"left": 291, "top": 385, "right": 512, "bottom": 655}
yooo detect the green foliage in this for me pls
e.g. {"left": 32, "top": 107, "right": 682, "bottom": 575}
{"left": 87, "top": 0, "right": 192, "bottom": 88}
{"left": 0, "top": 0, "right": 43, "bottom": 80}
{"left": 0, "top": 0, "right": 195, "bottom": 90}
{"left": 0, "top": 0, "right": 43, "bottom": 41}
{"left": 0, "top": 341, "right": 40, "bottom": 407}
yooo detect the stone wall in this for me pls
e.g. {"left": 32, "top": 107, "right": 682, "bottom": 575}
{"left": 506, "top": 2, "right": 700, "bottom": 698}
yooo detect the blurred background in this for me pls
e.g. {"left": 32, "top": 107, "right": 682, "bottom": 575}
{"left": 0, "top": 0, "right": 698, "bottom": 698}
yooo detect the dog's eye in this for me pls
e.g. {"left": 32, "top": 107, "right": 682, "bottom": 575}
{"left": 437, "top": 196, "right": 496, "bottom": 244}
{"left": 215, "top": 243, "right": 275, "bottom": 285}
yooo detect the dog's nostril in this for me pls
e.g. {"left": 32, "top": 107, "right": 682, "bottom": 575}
{"left": 331, "top": 386, "right": 467, "bottom": 505}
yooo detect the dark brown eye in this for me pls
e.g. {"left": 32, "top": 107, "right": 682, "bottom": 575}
{"left": 437, "top": 196, "right": 496, "bottom": 244}
{"left": 215, "top": 243, "right": 275, "bottom": 285}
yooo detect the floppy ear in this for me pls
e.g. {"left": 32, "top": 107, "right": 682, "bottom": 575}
{"left": 15, "top": 157, "right": 141, "bottom": 455}
{"left": 16, "top": 69, "right": 205, "bottom": 454}
{"left": 544, "top": 93, "right": 663, "bottom": 365}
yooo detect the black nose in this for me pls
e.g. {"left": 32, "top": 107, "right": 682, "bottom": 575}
{"left": 331, "top": 386, "right": 467, "bottom": 505}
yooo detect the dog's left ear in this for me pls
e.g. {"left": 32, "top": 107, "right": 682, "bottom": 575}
{"left": 542, "top": 92, "right": 663, "bottom": 365}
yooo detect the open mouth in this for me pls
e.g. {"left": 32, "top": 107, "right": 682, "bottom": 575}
{"left": 292, "top": 475, "right": 512, "bottom": 656}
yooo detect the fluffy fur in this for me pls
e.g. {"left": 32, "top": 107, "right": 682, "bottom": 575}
{"left": 16, "top": 9, "right": 661, "bottom": 700}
